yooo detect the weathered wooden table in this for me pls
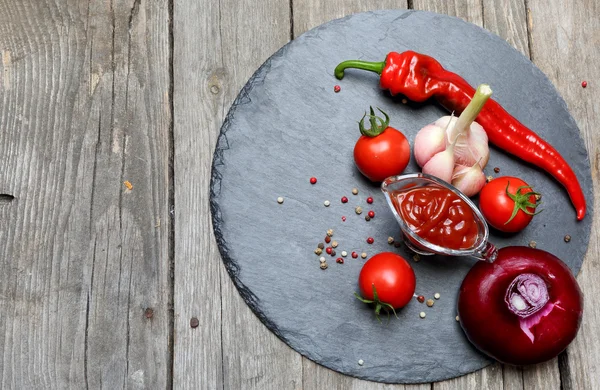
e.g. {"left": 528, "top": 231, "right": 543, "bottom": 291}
{"left": 1, "top": 1, "right": 598, "bottom": 389}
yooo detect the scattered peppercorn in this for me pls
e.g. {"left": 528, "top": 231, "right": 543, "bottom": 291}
{"left": 324, "top": 200, "right": 330, "bottom": 207}
{"left": 352, "top": 252, "right": 358, "bottom": 259}
{"left": 394, "top": 241, "right": 402, "bottom": 248}
{"left": 336, "top": 257, "right": 344, "bottom": 264}
{"left": 277, "top": 196, "right": 284, "bottom": 204}
{"left": 529, "top": 240, "right": 537, "bottom": 249}
{"left": 366, "top": 197, "right": 373, "bottom": 204}
{"left": 325, "top": 236, "right": 331, "bottom": 244}
{"left": 327, "top": 229, "right": 334, "bottom": 237}
{"left": 455, "top": 316, "right": 460, "bottom": 322}
{"left": 417, "top": 295, "right": 425, "bottom": 303}
{"left": 314, "top": 248, "right": 323, "bottom": 255}
{"left": 341, "top": 251, "right": 348, "bottom": 257}
{"left": 434, "top": 293, "right": 441, "bottom": 300}
{"left": 145, "top": 308, "right": 154, "bottom": 319}
{"left": 582, "top": 80, "right": 588, "bottom": 88}
{"left": 535, "top": 193, "right": 542, "bottom": 201}
{"left": 387, "top": 237, "right": 394, "bottom": 245}
{"left": 190, "top": 317, "right": 199, "bottom": 328}
{"left": 401, "top": 98, "right": 408, "bottom": 104}
{"left": 355, "top": 206, "right": 363, "bottom": 215}
{"left": 361, "top": 252, "right": 367, "bottom": 259}
{"left": 367, "top": 210, "right": 375, "bottom": 218}
{"left": 310, "top": 177, "right": 317, "bottom": 184}
{"left": 352, "top": 188, "right": 359, "bottom": 195}
{"left": 486, "top": 175, "right": 494, "bottom": 182}
{"left": 326, "top": 247, "right": 332, "bottom": 255}
{"left": 341, "top": 216, "right": 346, "bottom": 222}
{"left": 341, "top": 196, "right": 348, "bottom": 203}
{"left": 413, "top": 254, "right": 420, "bottom": 262}
{"left": 330, "top": 249, "right": 336, "bottom": 257}
{"left": 320, "top": 262, "right": 328, "bottom": 270}
{"left": 319, "top": 256, "right": 326, "bottom": 263}
{"left": 426, "top": 299, "right": 434, "bottom": 307}
{"left": 419, "top": 312, "right": 426, "bottom": 319}
{"left": 358, "top": 359, "right": 364, "bottom": 366}
{"left": 334, "top": 85, "right": 341, "bottom": 93}
{"left": 493, "top": 167, "right": 500, "bottom": 173}
{"left": 317, "top": 243, "right": 324, "bottom": 249}
{"left": 331, "top": 241, "right": 338, "bottom": 248}
{"left": 366, "top": 237, "right": 374, "bottom": 244}
{"left": 564, "top": 234, "right": 572, "bottom": 243}
{"left": 365, "top": 215, "right": 371, "bottom": 222}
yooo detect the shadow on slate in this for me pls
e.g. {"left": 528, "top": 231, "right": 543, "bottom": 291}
{"left": 209, "top": 9, "right": 593, "bottom": 384}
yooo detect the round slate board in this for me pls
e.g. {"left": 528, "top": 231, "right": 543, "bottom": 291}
{"left": 210, "top": 9, "right": 593, "bottom": 384}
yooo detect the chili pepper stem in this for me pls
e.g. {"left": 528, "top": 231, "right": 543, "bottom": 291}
{"left": 334, "top": 60, "right": 386, "bottom": 80}
{"left": 449, "top": 84, "right": 493, "bottom": 140}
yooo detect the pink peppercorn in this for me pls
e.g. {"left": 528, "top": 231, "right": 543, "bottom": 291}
{"left": 336, "top": 257, "right": 344, "bottom": 264}
{"left": 366, "top": 237, "right": 374, "bottom": 244}
{"left": 310, "top": 177, "right": 317, "bottom": 184}
{"left": 352, "top": 252, "right": 358, "bottom": 259}
{"left": 582, "top": 81, "right": 588, "bottom": 88}
{"left": 341, "top": 196, "right": 348, "bottom": 203}
{"left": 334, "top": 85, "right": 341, "bottom": 93}
{"left": 368, "top": 210, "right": 375, "bottom": 218}
{"left": 366, "top": 197, "right": 373, "bottom": 204}
{"left": 326, "top": 247, "right": 332, "bottom": 255}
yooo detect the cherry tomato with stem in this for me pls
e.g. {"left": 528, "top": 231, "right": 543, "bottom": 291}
{"left": 353, "top": 107, "right": 410, "bottom": 182}
{"left": 355, "top": 252, "right": 416, "bottom": 321}
{"left": 479, "top": 176, "right": 541, "bottom": 233}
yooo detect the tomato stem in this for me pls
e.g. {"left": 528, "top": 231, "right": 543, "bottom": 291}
{"left": 358, "top": 106, "right": 390, "bottom": 137}
{"left": 354, "top": 284, "right": 398, "bottom": 322}
{"left": 504, "top": 181, "right": 543, "bottom": 225}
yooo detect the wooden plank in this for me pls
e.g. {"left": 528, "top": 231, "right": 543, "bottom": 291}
{"left": 292, "top": 0, "right": 407, "bottom": 38}
{"left": 411, "top": 3, "right": 499, "bottom": 389}
{"left": 482, "top": 0, "right": 529, "bottom": 57}
{"left": 0, "top": 0, "right": 171, "bottom": 388}
{"left": 526, "top": 0, "right": 600, "bottom": 389}
{"left": 292, "top": 3, "right": 429, "bottom": 389}
{"left": 173, "top": 0, "right": 302, "bottom": 388}
{"left": 412, "top": 0, "right": 483, "bottom": 27}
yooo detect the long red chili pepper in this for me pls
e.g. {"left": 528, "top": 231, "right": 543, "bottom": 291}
{"left": 335, "top": 51, "right": 586, "bottom": 220}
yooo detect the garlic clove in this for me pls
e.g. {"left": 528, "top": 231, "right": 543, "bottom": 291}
{"left": 423, "top": 149, "right": 455, "bottom": 183}
{"left": 451, "top": 162, "right": 487, "bottom": 197}
{"left": 414, "top": 122, "right": 447, "bottom": 167}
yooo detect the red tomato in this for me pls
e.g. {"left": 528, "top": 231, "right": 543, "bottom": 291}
{"left": 357, "top": 252, "right": 416, "bottom": 310}
{"left": 479, "top": 176, "right": 540, "bottom": 233}
{"left": 353, "top": 107, "right": 410, "bottom": 182}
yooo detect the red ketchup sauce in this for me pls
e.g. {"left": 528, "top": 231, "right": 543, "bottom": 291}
{"left": 392, "top": 186, "right": 479, "bottom": 250}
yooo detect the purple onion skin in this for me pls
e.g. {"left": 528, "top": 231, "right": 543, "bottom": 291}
{"left": 458, "top": 246, "right": 583, "bottom": 366}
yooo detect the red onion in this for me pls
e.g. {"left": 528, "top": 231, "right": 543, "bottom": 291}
{"left": 458, "top": 246, "right": 583, "bottom": 365}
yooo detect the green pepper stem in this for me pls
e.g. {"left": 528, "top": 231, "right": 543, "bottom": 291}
{"left": 449, "top": 84, "right": 493, "bottom": 139}
{"left": 334, "top": 60, "right": 386, "bottom": 80}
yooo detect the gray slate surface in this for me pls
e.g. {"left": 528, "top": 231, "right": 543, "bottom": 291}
{"left": 210, "top": 9, "right": 593, "bottom": 384}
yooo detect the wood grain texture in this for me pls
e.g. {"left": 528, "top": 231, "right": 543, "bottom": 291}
{"left": 173, "top": 0, "right": 302, "bottom": 388}
{"left": 527, "top": 0, "right": 600, "bottom": 388}
{"left": 0, "top": 0, "right": 171, "bottom": 389}
{"left": 412, "top": 0, "right": 483, "bottom": 27}
{"left": 482, "top": 0, "right": 529, "bottom": 57}
{"left": 292, "top": 0, "right": 406, "bottom": 38}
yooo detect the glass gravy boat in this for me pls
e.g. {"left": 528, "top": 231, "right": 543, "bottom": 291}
{"left": 381, "top": 173, "right": 498, "bottom": 262}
